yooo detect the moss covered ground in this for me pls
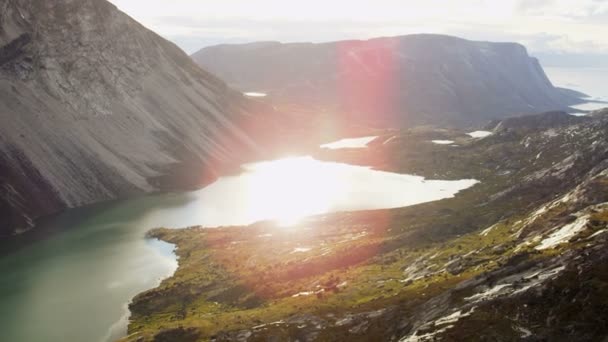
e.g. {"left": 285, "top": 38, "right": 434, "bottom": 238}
{"left": 122, "top": 123, "right": 608, "bottom": 341}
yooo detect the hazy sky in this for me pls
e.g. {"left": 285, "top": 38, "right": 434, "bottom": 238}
{"left": 109, "top": 0, "right": 608, "bottom": 57}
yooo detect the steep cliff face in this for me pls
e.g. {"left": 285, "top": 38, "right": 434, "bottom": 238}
{"left": 193, "top": 35, "right": 583, "bottom": 128}
{"left": 0, "top": 0, "right": 274, "bottom": 236}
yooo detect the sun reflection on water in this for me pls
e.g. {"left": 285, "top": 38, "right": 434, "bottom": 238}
{"left": 243, "top": 156, "right": 348, "bottom": 226}
{"left": 174, "top": 155, "right": 477, "bottom": 229}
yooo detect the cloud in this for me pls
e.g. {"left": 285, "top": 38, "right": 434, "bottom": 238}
{"left": 109, "top": 0, "right": 608, "bottom": 55}
{"left": 517, "top": 0, "right": 608, "bottom": 19}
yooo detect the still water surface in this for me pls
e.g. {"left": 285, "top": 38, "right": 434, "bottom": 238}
{"left": 545, "top": 67, "right": 608, "bottom": 111}
{"left": 0, "top": 156, "right": 478, "bottom": 342}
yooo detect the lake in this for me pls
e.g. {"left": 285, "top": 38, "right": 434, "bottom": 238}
{"left": 0, "top": 155, "right": 477, "bottom": 342}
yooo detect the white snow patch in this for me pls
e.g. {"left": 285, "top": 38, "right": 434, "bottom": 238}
{"left": 435, "top": 310, "right": 472, "bottom": 325}
{"left": 511, "top": 266, "right": 565, "bottom": 295}
{"left": 467, "top": 131, "right": 493, "bottom": 138}
{"left": 432, "top": 140, "right": 455, "bottom": 145}
{"left": 244, "top": 92, "right": 267, "bottom": 97}
{"left": 522, "top": 193, "right": 577, "bottom": 228}
{"left": 464, "top": 284, "right": 512, "bottom": 302}
{"left": 515, "top": 326, "right": 533, "bottom": 338}
{"left": 479, "top": 223, "right": 500, "bottom": 236}
{"left": 352, "top": 231, "right": 368, "bottom": 240}
{"left": 401, "top": 325, "right": 454, "bottom": 342}
{"left": 589, "top": 229, "right": 607, "bottom": 239}
{"left": 291, "top": 247, "right": 312, "bottom": 253}
{"left": 383, "top": 136, "right": 398, "bottom": 145}
{"left": 321, "top": 136, "right": 378, "bottom": 149}
{"left": 463, "top": 265, "right": 567, "bottom": 306}
{"left": 543, "top": 129, "right": 559, "bottom": 138}
{"left": 535, "top": 215, "right": 589, "bottom": 250}
{"left": 400, "top": 309, "right": 475, "bottom": 341}
{"left": 252, "top": 320, "right": 285, "bottom": 330}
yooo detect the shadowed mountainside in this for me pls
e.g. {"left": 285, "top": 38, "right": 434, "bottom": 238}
{"left": 193, "top": 35, "right": 584, "bottom": 128}
{"left": 0, "top": 0, "right": 286, "bottom": 236}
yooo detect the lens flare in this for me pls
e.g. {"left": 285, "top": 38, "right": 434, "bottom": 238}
{"left": 243, "top": 156, "right": 347, "bottom": 226}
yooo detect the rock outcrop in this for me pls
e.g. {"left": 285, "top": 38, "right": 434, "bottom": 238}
{"left": 193, "top": 34, "right": 583, "bottom": 128}
{"left": 124, "top": 112, "right": 608, "bottom": 342}
{"left": 488, "top": 110, "right": 588, "bottom": 133}
{"left": 0, "top": 0, "right": 278, "bottom": 236}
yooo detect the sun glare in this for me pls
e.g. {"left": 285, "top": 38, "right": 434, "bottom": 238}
{"left": 242, "top": 156, "right": 346, "bottom": 226}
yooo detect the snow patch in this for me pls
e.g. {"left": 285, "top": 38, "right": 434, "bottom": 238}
{"left": 479, "top": 223, "right": 500, "bottom": 236}
{"left": 589, "top": 229, "right": 607, "bottom": 239}
{"left": 383, "top": 136, "right": 398, "bottom": 145}
{"left": 400, "top": 308, "right": 475, "bottom": 342}
{"left": 467, "top": 131, "right": 493, "bottom": 138}
{"left": 291, "top": 247, "right": 312, "bottom": 253}
{"left": 535, "top": 215, "right": 589, "bottom": 250}
{"left": 320, "top": 136, "right": 378, "bottom": 149}
{"left": 435, "top": 309, "right": 473, "bottom": 325}
{"left": 464, "top": 284, "right": 512, "bottom": 302}
{"left": 244, "top": 92, "right": 267, "bottom": 97}
{"left": 252, "top": 320, "right": 285, "bottom": 330}
{"left": 401, "top": 325, "right": 454, "bottom": 342}
{"left": 432, "top": 140, "right": 455, "bottom": 145}
{"left": 515, "top": 326, "right": 533, "bottom": 338}
{"left": 511, "top": 266, "right": 565, "bottom": 295}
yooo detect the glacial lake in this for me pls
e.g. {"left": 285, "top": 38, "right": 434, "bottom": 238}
{"left": 0, "top": 155, "right": 478, "bottom": 342}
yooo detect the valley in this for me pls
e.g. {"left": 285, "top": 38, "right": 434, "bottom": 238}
{"left": 1, "top": 1, "right": 607, "bottom": 341}
{"left": 123, "top": 111, "right": 608, "bottom": 341}
{"left": 0, "top": 137, "right": 476, "bottom": 342}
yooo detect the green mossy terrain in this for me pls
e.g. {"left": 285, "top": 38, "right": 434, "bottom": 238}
{"left": 123, "top": 113, "right": 608, "bottom": 341}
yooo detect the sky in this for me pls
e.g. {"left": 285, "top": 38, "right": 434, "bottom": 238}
{"left": 109, "top": 0, "right": 608, "bottom": 64}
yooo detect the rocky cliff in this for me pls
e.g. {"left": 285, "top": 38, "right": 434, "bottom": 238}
{"left": 0, "top": 0, "right": 278, "bottom": 236}
{"left": 193, "top": 35, "right": 584, "bottom": 128}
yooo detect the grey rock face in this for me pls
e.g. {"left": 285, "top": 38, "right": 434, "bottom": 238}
{"left": 193, "top": 34, "right": 583, "bottom": 128}
{"left": 488, "top": 110, "right": 589, "bottom": 133}
{"left": 0, "top": 0, "right": 268, "bottom": 236}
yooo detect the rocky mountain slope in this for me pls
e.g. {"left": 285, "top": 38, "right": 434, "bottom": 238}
{"left": 124, "top": 111, "right": 608, "bottom": 341}
{"left": 193, "top": 35, "right": 584, "bottom": 128}
{"left": 0, "top": 0, "right": 284, "bottom": 236}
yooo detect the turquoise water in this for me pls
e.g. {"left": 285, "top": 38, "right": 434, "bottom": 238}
{"left": 0, "top": 156, "right": 477, "bottom": 342}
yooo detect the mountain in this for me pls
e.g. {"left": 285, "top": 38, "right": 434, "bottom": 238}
{"left": 123, "top": 111, "right": 608, "bottom": 341}
{"left": 0, "top": 0, "right": 283, "bottom": 236}
{"left": 192, "top": 35, "right": 584, "bottom": 128}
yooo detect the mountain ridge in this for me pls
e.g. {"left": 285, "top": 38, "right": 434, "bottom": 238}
{"left": 0, "top": 0, "right": 282, "bottom": 236}
{"left": 193, "top": 34, "right": 584, "bottom": 128}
